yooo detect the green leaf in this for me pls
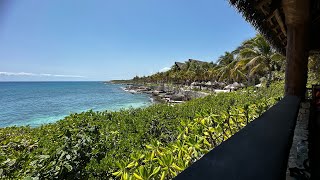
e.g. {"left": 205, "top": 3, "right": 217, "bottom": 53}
{"left": 150, "top": 166, "right": 161, "bottom": 177}
{"left": 112, "top": 171, "right": 122, "bottom": 177}
{"left": 133, "top": 173, "right": 143, "bottom": 180}
{"left": 126, "top": 161, "right": 136, "bottom": 168}
{"left": 6, "top": 159, "right": 16, "bottom": 167}
{"left": 65, "top": 164, "right": 73, "bottom": 172}
{"left": 160, "top": 171, "right": 166, "bottom": 180}
{"left": 172, "top": 163, "right": 183, "bottom": 171}
{"left": 23, "top": 177, "right": 33, "bottom": 180}
{"left": 39, "top": 155, "right": 50, "bottom": 159}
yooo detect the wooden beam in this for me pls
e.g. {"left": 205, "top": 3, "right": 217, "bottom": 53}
{"left": 274, "top": 9, "right": 287, "bottom": 37}
{"left": 272, "top": 24, "right": 280, "bottom": 33}
{"left": 266, "top": 11, "right": 275, "bottom": 21}
{"left": 266, "top": 9, "right": 286, "bottom": 37}
{"left": 255, "top": 0, "right": 272, "bottom": 15}
{"left": 276, "top": 31, "right": 283, "bottom": 37}
{"left": 255, "top": 0, "right": 272, "bottom": 10}
{"left": 266, "top": 11, "right": 275, "bottom": 25}
{"left": 272, "top": 26, "right": 278, "bottom": 31}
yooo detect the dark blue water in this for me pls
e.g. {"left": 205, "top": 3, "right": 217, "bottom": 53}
{"left": 0, "top": 82, "right": 152, "bottom": 127}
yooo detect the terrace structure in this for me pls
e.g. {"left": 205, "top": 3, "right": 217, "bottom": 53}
{"left": 175, "top": 0, "right": 320, "bottom": 179}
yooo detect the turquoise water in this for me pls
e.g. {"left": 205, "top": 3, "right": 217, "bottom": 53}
{"left": 0, "top": 82, "right": 152, "bottom": 127}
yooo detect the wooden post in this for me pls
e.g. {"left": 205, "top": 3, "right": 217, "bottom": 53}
{"left": 283, "top": 0, "right": 310, "bottom": 97}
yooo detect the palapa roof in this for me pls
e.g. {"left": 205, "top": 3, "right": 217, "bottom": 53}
{"left": 174, "top": 62, "right": 186, "bottom": 69}
{"left": 175, "top": 59, "right": 207, "bottom": 70}
{"left": 229, "top": 0, "right": 320, "bottom": 54}
{"left": 188, "top": 59, "right": 206, "bottom": 64}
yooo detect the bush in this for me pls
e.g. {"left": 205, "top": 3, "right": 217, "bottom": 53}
{"left": 0, "top": 82, "right": 284, "bottom": 179}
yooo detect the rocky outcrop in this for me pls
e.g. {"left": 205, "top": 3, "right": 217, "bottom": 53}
{"left": 122, "top": 84, "right": 211, "bottom": 104}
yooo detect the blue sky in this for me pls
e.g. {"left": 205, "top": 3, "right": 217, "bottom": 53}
{"left": 0, "top": 0, "right": 256, "bottom": 81}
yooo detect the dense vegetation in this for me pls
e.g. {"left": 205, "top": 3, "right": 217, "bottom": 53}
{"left": 126, "top": 34, "right": 284, "bottom": 86}
{"left": 0, "top": 82, "right": 283, "bottom": 179}
{"left": 2, "top": 34, "right": 319, "bottom": 179}
{"left": 126, "top": 34, "right": 320, "bottom": 88}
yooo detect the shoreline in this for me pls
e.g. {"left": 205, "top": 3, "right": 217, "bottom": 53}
{"left": 120, "top": 85, "right": 166, "bottom": 104}
{"left": 120, "top": 83, "right": 216, "bottom": 104}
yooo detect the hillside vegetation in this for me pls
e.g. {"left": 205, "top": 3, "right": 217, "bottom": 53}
{"left": 2, "top": 34, "right": 320, "bottom": 179}
{"left": 0, "top": 82, "right": 283, "bottom": 179}
{"left": 127, "top": 34, "right": 320, "bottom": 88}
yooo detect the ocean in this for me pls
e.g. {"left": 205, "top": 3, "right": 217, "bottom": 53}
{"left": 0, "top": 82, "right": 152, "bottom": 127}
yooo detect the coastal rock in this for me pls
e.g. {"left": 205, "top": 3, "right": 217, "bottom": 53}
{"left": 171, "top": 94, "right": 185, "bottom": 101}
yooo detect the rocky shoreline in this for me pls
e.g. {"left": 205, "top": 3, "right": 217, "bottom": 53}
{"left": 121, "top": 84, "right": 214, "bottom": 104}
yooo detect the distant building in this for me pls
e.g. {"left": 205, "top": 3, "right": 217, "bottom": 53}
{"left": 174, "top": 62, "right": 186, "bottom": 70}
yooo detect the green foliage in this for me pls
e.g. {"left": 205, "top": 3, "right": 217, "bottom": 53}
{"left": 122, "top": 34, "right": 287, "bottom": 86}
{"left": 307, "top": 54, "right": 320, "bottom": 86}
{"left": 0, "top": 82, "right": 283, "bottom": 179}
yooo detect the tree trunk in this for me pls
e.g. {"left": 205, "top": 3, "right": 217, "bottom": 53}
{"left": 266, "top": 66, "right": 272, "bottom": 88}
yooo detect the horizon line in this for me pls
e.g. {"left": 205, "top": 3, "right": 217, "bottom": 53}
{"left": 0, "top": 80, "right": 110, "bottom": 82}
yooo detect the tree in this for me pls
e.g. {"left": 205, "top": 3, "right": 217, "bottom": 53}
{"left": 216, "top": 52, "right": 239, "bottom": 83}
{"left": 217, "top": 52, "right": 234, "bottom": 66}
{"left": 237, "top": 34, "right": 284, "bottom": 86}
{"left": 308, "top": 54, "right": 320, "bottom": 84}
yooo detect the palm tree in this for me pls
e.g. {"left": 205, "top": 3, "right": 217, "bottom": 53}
{"left": 237, "top": 34, "right": 284, "bottom": 86}
{"left": 207, "top": 67, "right": 219, "bottom": 90}
{"left": 216, "top": 51, "right": 243, "bottom": 83}
{"left": 230, "top": 64, "right": 247, "bottom": 83}
{"left": 218, "top": 60, "right": 243, "bottom": 83}
{"left": 185, "top": 70, "right": 196, "bottom": 85}
{"left": 217, "top": 52, "right": 234, "bottom": 66}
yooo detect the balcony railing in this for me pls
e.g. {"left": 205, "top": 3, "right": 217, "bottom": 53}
{"left": 174, "top": 95, "right": 300, "bottom": 180}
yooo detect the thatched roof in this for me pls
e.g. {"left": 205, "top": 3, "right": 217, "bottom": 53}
{"left": 188, "top": 59, "right": 206, "bottom": 64}
{"left": 174, "top": 59, "right": 208, "bottom": 70}
{"left": 174, "top": 62, "right": 185, "bottom": 70}
{"left": 229, "top": 0, "right": 320, "bottom": 54}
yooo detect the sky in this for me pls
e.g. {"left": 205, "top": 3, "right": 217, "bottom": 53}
{"left": 0, "top": 0, "right": 256, "bottom": 81}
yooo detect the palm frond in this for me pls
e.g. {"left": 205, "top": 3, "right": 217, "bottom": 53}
{"left": 246, "top": 55, "right": 263, "bottom": 67}
{"left": 239, "top": 48, "right": 258, "bottom": 58}
{"left": 249, "top": 64, "right": 265, "bottom": 77}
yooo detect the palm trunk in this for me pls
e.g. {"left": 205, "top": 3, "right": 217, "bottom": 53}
{"left": 267, "top": 67, "right": 272, "bottom": 87}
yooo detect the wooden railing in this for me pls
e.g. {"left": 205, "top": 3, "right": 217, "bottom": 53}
{"left": 174, "top": 96, "right": 301, "bottom": 180}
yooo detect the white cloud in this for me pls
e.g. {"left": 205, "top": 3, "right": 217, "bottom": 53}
{"left": 159, "top": 67, "right": 170, "bottom": 72}
{"left": 0, "top": 72, "right": 85, "bottom": 78}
